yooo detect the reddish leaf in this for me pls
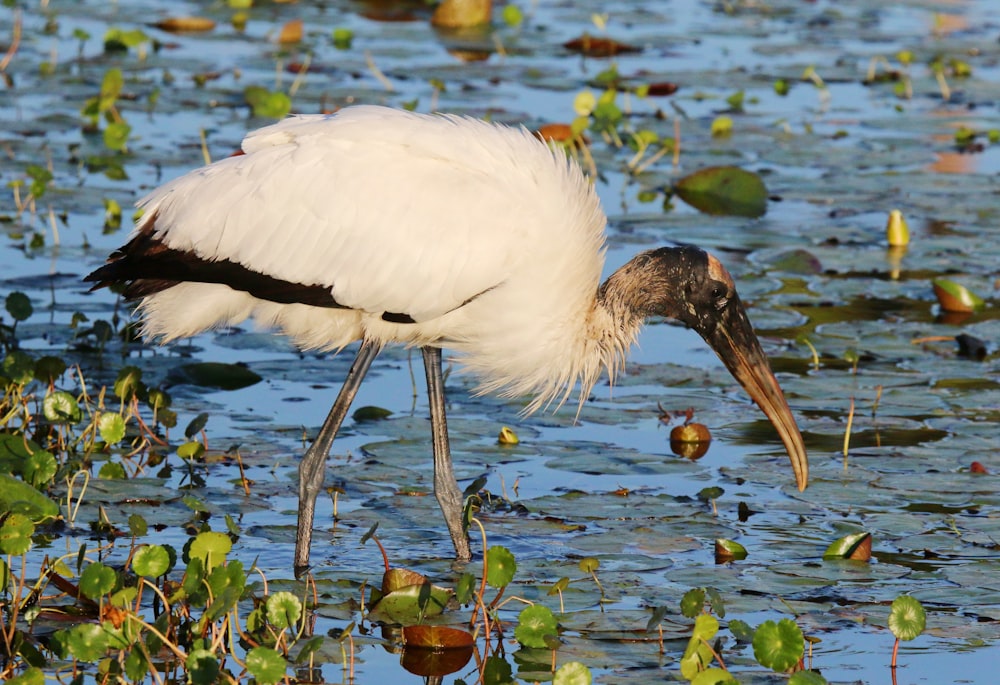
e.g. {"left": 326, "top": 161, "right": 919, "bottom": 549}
{"left": 563, "top": 35, "right": 641, "bottom": 57}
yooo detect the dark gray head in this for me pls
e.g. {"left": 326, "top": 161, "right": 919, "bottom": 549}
{"left": 601, "top": 245, "right": 808, "bottom": 491}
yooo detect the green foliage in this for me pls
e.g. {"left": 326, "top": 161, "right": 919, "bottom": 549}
{"left": 889, "top": 595, "right": 926, "bottom": 641}
{"left": 514, "top": 604, "right": 558, "bottom": 648}
{"left": 752, "top": 618, "right": 805, "bottom": 672}
{"left": 486, "top": 545, "right": 517, "bottom": 588}
{"left": 244, "top": 86, "right": 292, "bottom": 119}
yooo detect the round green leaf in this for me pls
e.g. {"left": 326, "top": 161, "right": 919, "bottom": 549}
{"left": 789, "top": 670, "right": 829, "bottom": 685}
{"left": 0, "top": 474, "right": 59, "bottom": 522}
{"left": 79, "top": 561, "right": 117, "bottom": 600}
{"left": 692, "top": 613, "right": 719, "bottom": 642}
{"left": 186, "top": 648, "right": 220, "bottom": 685}
{"left": 23, "top": 449, "right": 57, "bottom": 489}
{"left": 673, "top": 165, "right": 768, "bottom": 218}
{"left": 578, "top": 557, "right": 599, "bottom": 573}
{"left": 98, "top": 412, "right": 127, "bottom": 445}
{"left": 245, "top": 646, "right": 288, "bottom": 684}
{"left": 98, "top": 461, "right": 126, "bottom": 479}
{"left": 188, "top": 531, "right": 232, "bottom": 571}
{"left": 455, "top": 571, "right": 476, "bottom": 605}
{"left": 0, "top": 513, "right": 36, "bottom": 555}
{"left": 485, "top": 545, "right": 517, "bottom": 588}
{"left": 4, "top": 351, "right": 35, "bottom": 384}
{"left": 514, "top": 604, "right": 558, "bottom": 648}
{"left": 266, "top": 591, "right": 302, "bottom": 630}
{"left": 752, "top": 618, "right": 804, "bottom": 673}
{"left": 128, "top": 513, "right": 148, "bottom": 537}
{"left": 133, "top": 545, "right": 170, "bottom": 578}
{"left": 64, "top": 623, "right": 110, "bottom": 662}
{"left": 554, "top": 661, "right": 592, "bottom": 685}
{"left": 34, "top": 355, "right": 67, "bottom": 384}
{"left": 691, "top": 667, "right": 738, "bottom": 685}
{"left": 43, "top": 390, "right": 82, "bottom": 424}
{"left": 680, "top": 587, "right": 705, "bottom": 618}
{"left": 5, "top": 292, "right": 33, "bottom": 321}
{"left": 888, "top": 595, "right": 926, "bottom": 641}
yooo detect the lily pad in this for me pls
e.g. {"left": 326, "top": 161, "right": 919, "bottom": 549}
{"left": 673, "top": 166, "right": 768, "bottom": 218}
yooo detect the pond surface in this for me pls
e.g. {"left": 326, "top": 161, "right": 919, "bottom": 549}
{"left": 2, "top": 0, "right": 999, "bottom": 683}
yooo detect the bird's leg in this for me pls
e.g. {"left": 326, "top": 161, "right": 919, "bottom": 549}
{"left": 295, "top": 340, "right": 380, "bottom": 575}
{"left": 421, "top": 346, "right": 472, "bottom": 562}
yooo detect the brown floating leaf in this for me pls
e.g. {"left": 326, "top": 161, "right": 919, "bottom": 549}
{"left": 970, "top": 461, "right": 988, "bottom": 474}
{"left": 563, "top": 34, "right": 641, "bottom": 57}
{"left": 823, "top": 532, "right": 872, "bottom": 561}
{"left": 431, "top": 0, "right": 492, "bottom": 28}
{"left": 277, "top": 18, "right": 303, "bottom": 44}
{"left": 714, "top": 538, "right": 748, "bottom": 563}
{"left": 932, "top": 278, "right": 984, "bottom": 313}
{"left": 669, "top": 423, "right": 711, "bottom": 444}
{"left": 645, "top": 81, "right": 679, "bottom": 96}
{"left": 400, "top": 626, "right": 474, "bottom": 676}
{"left": 155, "top": 17, "right": 216, "bottom": 33}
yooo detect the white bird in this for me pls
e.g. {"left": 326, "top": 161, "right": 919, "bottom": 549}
{"left": 87, "top": 105, "right": 808, "bottom": 570}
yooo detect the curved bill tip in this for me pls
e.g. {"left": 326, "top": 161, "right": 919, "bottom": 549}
{"left": 703, "top": 301, "right": 809, "bottom": 491}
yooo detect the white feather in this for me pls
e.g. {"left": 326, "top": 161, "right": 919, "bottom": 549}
{"left": 134, "top": 106, "right": 626, "bottom": 411}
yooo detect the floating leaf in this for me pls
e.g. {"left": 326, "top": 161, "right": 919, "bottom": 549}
{"left": 43, "top": 390, "right": 82, "bottom": 424}
{"left": 822, "top": 532, "right": 872, "bottom": 561}
{"left": 714, "top": 539, "right": 747, "bottom": 563}
{"left": 554, "top": 661, "right": 592, "bottom": 685}
{"left": 888, "top": 595, "right": 926, "bottom": 641}
{"left": 0, "top": 513, "right": 35, "bottom": 555}
{"left": 486, "top": 545, "right": 517, "bottom": 588}
{"left": 673, "top": 166, "right": 768, "bottom": 218}
{"left": 353, "top": 405, "right": 392, "bottom": 422}
{"left": 171, "top": 362, "right": 262, "bottom": 390}
{"left": 80, "top": 561, "right": 117, "bottom": 599}
{"left": 0, "top": 474, "right": 59, "bottom": 522}
{"left": 266, "top": 591, "right": 302, "bottom": 630}
{"left": 245, "top": 646, "right": 287, "bottom": 685}
{"left": 400, "top": 626, "right": 474, "bottom": 677}
{"left": 188, "top": 531, "right": 232, "bottom": 571}
{"left": 431, "top": 0, "right": 492, "bottom": 28}
{"left": 133, "top": 545, "right": 170, "bottom": 578}
{"left": 277, "top": 19, "right": 303, "bottom": 44}
{"left": 753, "top": 619, "right": 804, "bottom": 673}
{"left": 5, "top": 291, "right": 33, "bottom": 321}
{"left": 62, "top": 623, "right": 110, "bottom": 662}
{"left": 155, "top": 17, "right": 216, "bottom": 33}
{"left": 789, "top": 671, "right": 828, "bottom": 685}
{"left": 515, "top": 604, "right": 559, "bottom": 648}
{"left": 563, "top": 35, "right": 641, "bottom": 57}
{"left": 932, "top": 278, "right": 984, "bottom": 313}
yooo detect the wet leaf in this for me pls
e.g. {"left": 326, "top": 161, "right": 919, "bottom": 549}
{"left": 155, "top": 17, "right": 216, "bottom": 33}
{"left": 486, "top": 545, "right": 517, "bottom": 588}
{"left": 714, "top": 539, "right": 747, "bottom": 563}
{"left": 823, "top": 532, "right": 872, "bottom": 561}
{"left": 932, "top": 278, "right": 985, "bottom": 313}
{"left": 171, "top": 362, "right": 262, "bottom": 390}
{"left": 753, "top": 619, "right": 804, "bottom": 672}
{"left": 353, "top": 405, "right": 392, "bottom": 421}
{"left": 431, "top": 0, "right": 492, "bottom": 28}
{"left": 245, "top": 646, "right": 286, "bottom": 684}
{"left": 0, "top": 475, "right": 59, "bottom": 523}
{"left": 515, "top": 604, "right": 559, "bottom": 648}
{"left": 888, "top": 595, "right": 926, "bottom": 641}
{"left": 0, "top": 513, "right": 35, "bottom": 555}
{"left": 674, "top": 166, "right": 768, "bottom": 218}
{"left": 400, "top": 626, "right": 474, "bottom": 676}
{"left": 563, "top": 35, "right": 641, "bottom": 57}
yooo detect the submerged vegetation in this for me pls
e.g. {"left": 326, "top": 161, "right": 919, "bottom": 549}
{"left": 1, "top": 0, "right": 998, "bottom": 683}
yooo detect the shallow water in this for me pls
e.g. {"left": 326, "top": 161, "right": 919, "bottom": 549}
{"left": 2, "top": 0, "right": 999, "bottom": 683}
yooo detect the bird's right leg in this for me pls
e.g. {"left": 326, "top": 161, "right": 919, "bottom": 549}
{"left": 422, "top": 346, "right": 472, "bottom": 562}
{"left": 295, "top": 339, "right": 380, "bottom": 576}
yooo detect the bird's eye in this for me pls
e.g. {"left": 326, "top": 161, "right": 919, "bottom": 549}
{"left": 710, "top": 284, "right": 729, "bottom": 310}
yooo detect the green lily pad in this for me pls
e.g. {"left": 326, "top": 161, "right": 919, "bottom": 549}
{"left": 170, "top": 362, "right": 262, "bottom": 390}
{"left": 673, "top": 166, "right": 768, "bottom": 218}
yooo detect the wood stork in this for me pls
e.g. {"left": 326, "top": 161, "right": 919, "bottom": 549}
{"left": 86, "top": 105, "right": 808, "bottom": 570}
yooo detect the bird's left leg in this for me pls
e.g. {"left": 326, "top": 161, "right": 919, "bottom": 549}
{"left": 421, "top": 346, "right": 472, "bottom": 561}
{"left": 295, "top": 339, "right": 380, "bottom": 576}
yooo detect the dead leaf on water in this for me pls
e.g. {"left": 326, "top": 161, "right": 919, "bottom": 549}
{"left": 155, "top": 17, "right": 216, "bottom": 33}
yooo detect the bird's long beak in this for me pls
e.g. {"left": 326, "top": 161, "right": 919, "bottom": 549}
{"left": 700, "top": 297, "right": 809, "bottom": 491}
